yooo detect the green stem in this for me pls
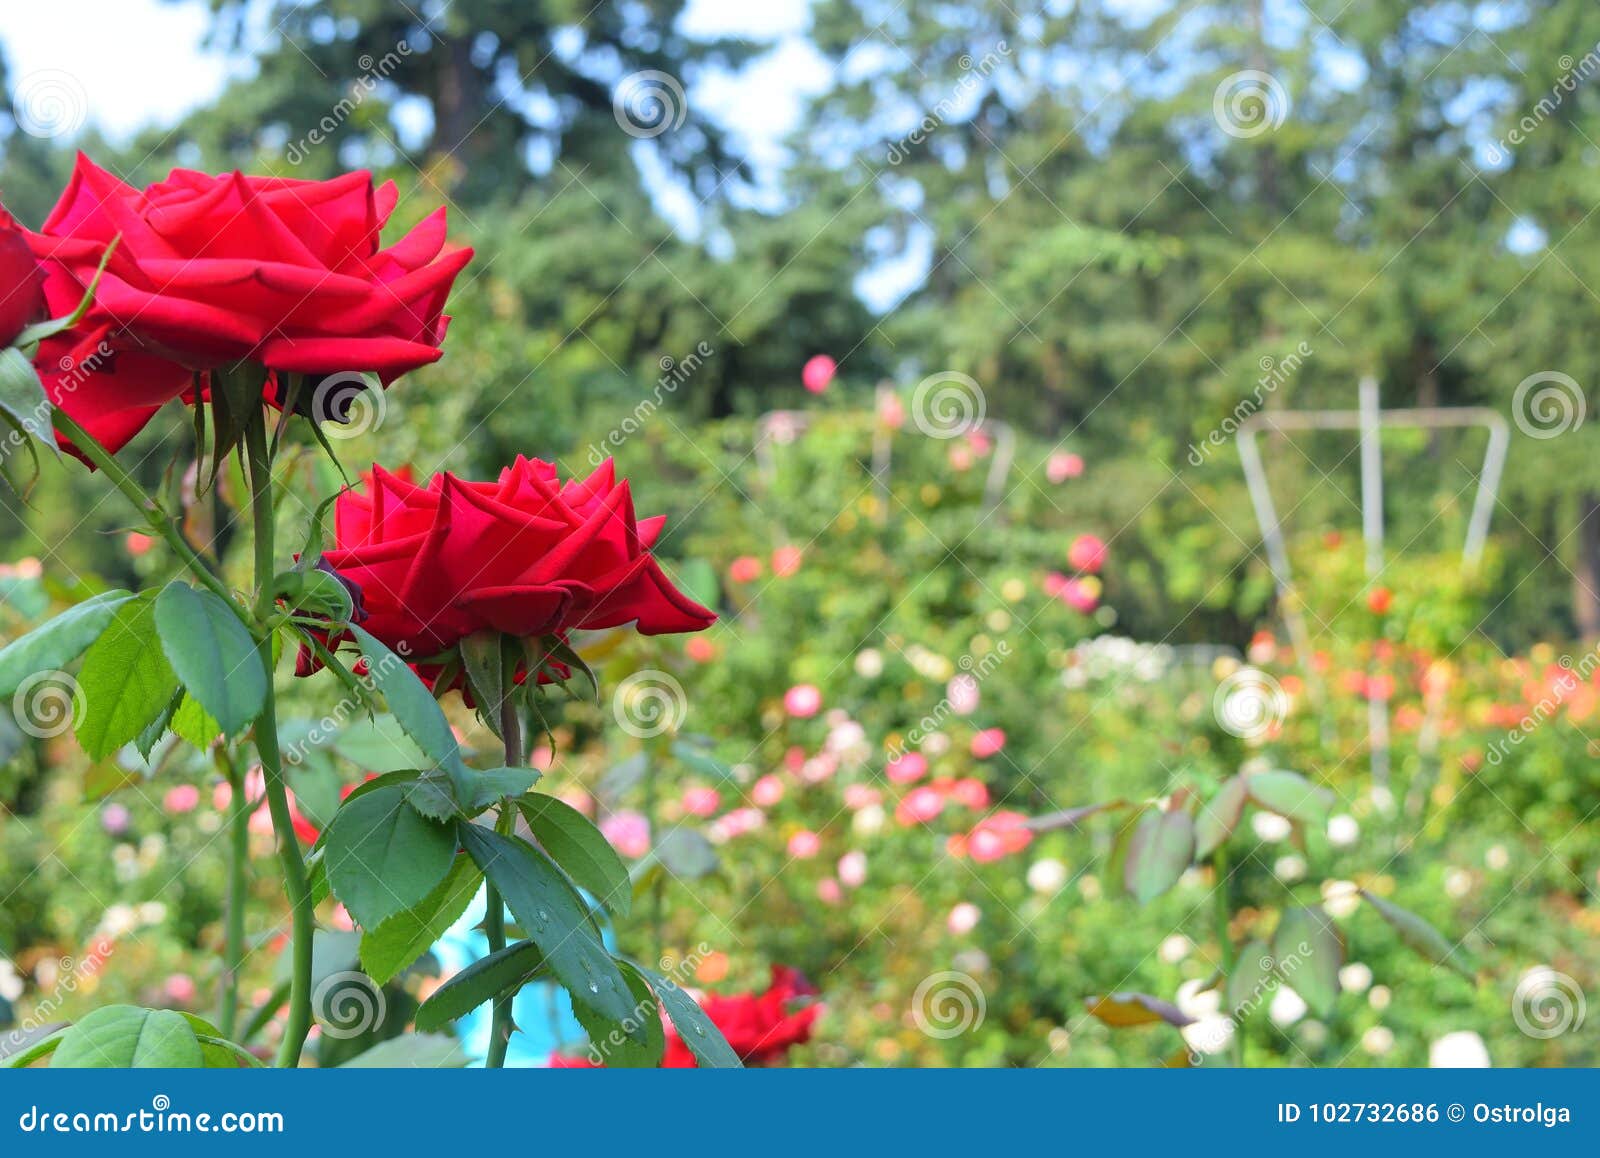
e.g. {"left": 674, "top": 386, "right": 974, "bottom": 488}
{"left": 1214, "top": 845, "right": 1245, "bottom": 1068}
{"left": 485, "top": 677, "right": 523, "bottom": 1069}
{"left": 217, "top": 747, "right": 249, "bottom": 1040}
{"left": 244, "top": 417, "right": 314, "bottom": 1068}
{"left": 51, "top": 407, "right": 235, "bottom": 607}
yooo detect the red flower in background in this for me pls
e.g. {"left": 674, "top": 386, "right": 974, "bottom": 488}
{"left": 28, "top": 154, "right": 471, "bottom": 379}
{"left": 316, "top": 457, "right": 714, "bottom": 660}
{"left": 553, "top": 965, "right": 820, "bottom": 1068}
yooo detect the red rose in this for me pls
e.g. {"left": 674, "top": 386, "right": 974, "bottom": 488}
{"left": 0, "top": 208, "right": 46, "bottom": 347}
{"left": 28, "top": 154, "right": 472, "bottom": 380}
{"left": 320, "top": 457, "right": 714, "bottom": 658}
{"left": 36, "top": 321, "right": 192, "bottom": 454}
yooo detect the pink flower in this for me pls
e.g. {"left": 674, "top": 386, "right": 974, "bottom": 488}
{"left": 802, "top": 354, "right": 837, "bottom": 393}
{"left": 784, "top": 684, "right": 822, "bottom": 719}
{"left": 100, "top": 803, "right": 130, "bottom": 836}
{"left": 885, "top": 751, "right": 928, "bottom": 784}
{"left": 729, "top": 555, "right": 763, "bottom": 584}
{"left": 895, "top": 786, "right": 946, "bottom": 826}
{"left": 877, "top": 391, "right": 906, "bottom": 429}
{"left": 816, "top": 878, "right": 843, "bottom": 904}
{"left": 843, "top": 784, "right": 882, "bottom": 810}
{"left": 1046, "top": 452, "right": 1085, "bottom": 483}
{"left": 162, "top": 784, "right": 200, "bottom": 815}
{"left": 970, "top": 729, "right": 1007, "bottom": 759}
{"left": 948, "top": 442, "right": 975, "bottom": 472}
{"left": 947, "top": 777, "right": 990, "bottom": 810}
{"left": 682, "top": 786, "right": 722, "bottom": 817}
{"left": 772, "top": 545, "right": 803, "bottom": 578}
{"left": 1059, "top": 576, "right": 1100, "bottom": 613}
{"left": 125, "top": 532, "right": 155, "bottom": 557}
{"left": 601, "top": 810, "right": 651, "bottom": 859}
{"left": 788, "top": 830, "right": 822, "bottom": 859}
{"left": 1068, "top": 533, "right": 1107, "bottom": 574}
{"left": 801, "top": 753, "right": 839, "bottom": 784}
{"left": 685, "top": 636, "right": 718, "bottom": 664}
{"left": 837, "top": 850, "right": 867, "bottom": 888}
{"left": 163, "top": 973, "right": 197, "bottom": 1005}
{"left": 712, "top": 808, "right": 766, "bottom": 840}
{"left": 947, "top": 902, "right": 981, "bottom": 935}
{"left": 1043, "top": 571, "right": 1070, "bottom": 598}
{"left": 751, "top": 774, "right": 785, "bottom": 807}
{"left": 783, "top": 745, "right": 807, "bottom": 773}
{"left": 947, "top": 673, "right": 980, "bottom": 715}
{"left": 961, "top": 812, "right": 1034, "bottom": 863}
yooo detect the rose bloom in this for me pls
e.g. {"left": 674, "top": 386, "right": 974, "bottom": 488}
{"left": 681, "top": 786, "right": 722, "bottom": 817}
{"left": 728, "top": 555, "right": 763, "bottom": 584}
{"left": 711, "top": 807, "right": 766, "bottom": 841}
{"left": 801, "top": 354, "right": 836, "bottom": 393}
{"left": 600, "top": 810, "right": 651, "bottom": 859}
{"left": 771, "top": 544, "right": 803, "bottom": 577}
{"left": 162, "top": 784, "right": 200, "bottom": 815}
{"left": 0, "top": 209, "right": 46, "bottom": 346}
{"left": 751, "top": 774, "right": 785, "bottom": 808}
{"left": 29, "top": 155, "right": 471, "bottom": 380}
{"left": 970, "top": 728, "right": 1007, "bottom": 759}
{"left": 313, "top": 458, "right": 713, "bottom": 662}
{"left": 895, "top": 786, "right": 946, "bottom": 826}
{"left": 842, "top": 784, "right": 881, "bottom": 811}
{"left": 947, "top": 902, "right": 981, "bottom": 935}
{"left": 1059, "top": 576, "right": 1100, "bottom": 613}
{"left": 684, "top": 635, "right": 717, "bottom": 664}
{"left": 787, "top": 830, "right": 822, "bottom": 859}
{"left": 946, "top": 777, "right": 990, "bottom": 810}
{"left": 1068, "top": 533, "right": 1107, "bottom": 573}
{"left": 949, "top": 811, "right": 1034, "bottom": 863}
{"left": 837, "top": 850, "right": 868, "bottom": 888}
{"left": 1046, "top": 451, "right": 1084, "bottom": 482}
{"left": 885, "top": 751, "right": 928, "bottom": 784}
{"left": 816, "top": 878, "right": 843, "bottom": 905}
{"left": 783, "top": 684, "right": 822, "bottom": 719}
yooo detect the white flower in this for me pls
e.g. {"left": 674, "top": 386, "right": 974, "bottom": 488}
{"left": 1327, "top": 814, "right": 1359, "bottom": 846}
{"left": 1339, "top": 962, "right": 1373, "bottom": 993}
{"left": 1252, "top": 812, "right": 1293, "bottom": 842}
{"left": 1369, "top": 984, "right": 1391, "bottom": 1010}
{"left": 1026, "top": 858, "right": 1067, "bottom": 894}
{"left": 947, "top": 902, "right": 981, "bottom": 935}
{"left": 1361, "top": 1026, "right": 1395, "bottom": 1055}
{"left": 1181, "top": 1015, "right": 1234, "bottom": 1057}
{"left": 1176, "top": 978, "right": 1221, "bottom": 1019}
{"left": 1429, "top": 1030, "right": 1490, "bottom": 1068}
{"left": 1486, "top": 844, "right": 1509, "bottom": 871}
{"left": 853, "top": 649, "right": 884, "bottom": 678}
{"left": 853, "top": 804, "right": 885, "bottom": 836}
{"left": 1274, "top": 855, "right": 1306, "bottom": 882}
{"left": 1158, "top": 934, "right": 1192, "bottom": 964}
{"left": 1270, "top": 985, "right": 1307, "bottom": 1026}
{"left": 1322, "top": 880, "right": 1361, "bottom": 918}
{"left": 1445, "top": 868, "right": 1473, "bottom": 899}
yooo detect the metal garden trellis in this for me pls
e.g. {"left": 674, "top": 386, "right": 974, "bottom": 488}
{"left": 1236, "top": 378, "right": 1510, "bottom": 790}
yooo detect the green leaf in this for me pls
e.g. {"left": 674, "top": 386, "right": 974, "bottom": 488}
{"left": 170, "top": 693, "right": 220, "bottom": 750}
{"left": 0, "top": 589, "right": 132, "bottom": 699}
{"left": 360, "top": 854, "right": 483, "bottom": 985}
{"left": 415, "top": 940, "right": 544, "bottom": 1032}
{"left": 1226, "top": 939, "right": 1274, "bottom": 1017}
{"left": 323, "top": 784, "right": 459, "bottom": 928}
{"left": 518, "top": 793, "right": 632, "bottom": 916}
{"left": 338, "top": 1032, "right": 468, "bottom": 1068}
{"left": 405, "top": 769, "right": 460, "bottom": 821}
{"left": 636, "top": 962, "right": 742, "bottom": 1068}
{"left": 1274, "top": 906, "right": 1343, "bottom": 1017}
{"left": 0, "top": 346, "right": 57, "bottom": 453}
{"left": 1194, "top": 775, "right": 1247, "bottom": 860}
{"left": 153, "top": 582, "right": 266, "bottom": 738}
{"left": 459, "top": 825, "right": 635, "bottom": 1028}
{"left": 467, "top": 766, "right": 542, "bottom": 812}
{"left": 460, "top": 631, "right": 506, "bottom": 719}
{"left": 331, "top": 715, "right": 427, "bottom": 772}
{"left": 292, "top": 568, "right": 354, "bottom": 625}
{"left": 1103, "top": 805, "right": 1148, "bottom": 899}
{"left": 1246, "top": 770, "right": 1334, "bottom": 826}
{"left": 50, "top": 1006, "right": 205, "bottom": 1068}
{"left": 134, "top": 690, "right": 181, "bottom": 761}
{"left": 574, "top": 959, "right": 664, "bottom": 1068}
{"left": 1123, "top": 809, "right": 1195, "bottom": 903}
{"left": 1358, "top": 889, "right": 1474, "bottom": 980}
{"left": 656, "top": 828, "right": 719, "bottom": 879}
{"left": 349, "top": 625, "right": 467, "bottom": 785}
{"left": 75, "top": 593, "right": 180, "bottom": 761}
